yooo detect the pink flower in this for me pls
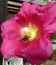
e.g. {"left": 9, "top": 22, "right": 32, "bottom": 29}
{"left": 1, "top": 2, "right": 56, "bottom": 64}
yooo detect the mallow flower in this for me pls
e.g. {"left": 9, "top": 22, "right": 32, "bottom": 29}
{"left": 1, "top": 2, "right": 56, "bottom": 64}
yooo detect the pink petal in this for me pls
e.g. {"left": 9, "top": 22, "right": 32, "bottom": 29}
{"left": 43, "top": 2, "right": 56, "bottom": 34}
{"left": 16, "top": 2, "right": 31, "bottom": 26}
{"left": 1, "top": 18, "right": 22, "bottom": 39}
{"left": 17, "top": 2, "right": 31, "bottom": 16}
{"left": 1, "top": 39, "right": 28, "bottom": 59}
{"left": 17, "top": 2, "right": 44, "bottom": 26}
{"left": 20, "top": 33, "right": 52, "bottom": 64}
{"left": 30, "top": 4, "right": 44, "bottom": 26}
{"left": 44, "top": 21, "right": 56, "bottom": 34}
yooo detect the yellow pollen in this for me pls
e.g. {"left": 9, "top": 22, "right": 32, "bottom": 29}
{"left": 21, "top": 23, "right": 40, "bottom": 42}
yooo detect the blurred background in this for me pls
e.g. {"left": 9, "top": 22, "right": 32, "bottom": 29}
{"left": 0, "top": 0, "right": 56, "bottom": 65}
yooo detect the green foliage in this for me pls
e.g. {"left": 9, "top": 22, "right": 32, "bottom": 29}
{"left": 53, "top": 49, "right": 56, "bottom": 54}
{"left": 23, "top": 59, "right": 27, "bottom": 64}
{"left": 51, "top": 34, "right": 56, "bottom": 40}
{"left": 44, "top": 0, "right": 52, "bottom": 2}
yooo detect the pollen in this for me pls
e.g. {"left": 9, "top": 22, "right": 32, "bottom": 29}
{"left": 21, "top": 23, "right": 40, "bottom": 42}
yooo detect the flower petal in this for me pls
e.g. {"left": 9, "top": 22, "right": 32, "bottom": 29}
{"left": 20, "top": 33, "right": 52, "bottom": 64}
{"left": 43, "top": 2, "right": 56, "bottom": 34}
{"left": 1, "top": 39, "right": 28, "bottom": 59}
{"left": 16, "top": 2, "right": 31, "bottom": 25}
{"left": 17, "top": 2, "right": 31, "bottom": 17}
{"left": 29, "top": 3, "right": 47, "bottom": 27}
{"left": 44, "top": 21, "right": 56, "bottom": 34}
{"left": 1, "top": 18, "right": 22, "bottom": 39}
{"left": 17, "top": 2, "right": 44, "bottom": 26}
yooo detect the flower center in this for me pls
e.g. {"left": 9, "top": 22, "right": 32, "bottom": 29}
{"left": 21, "top": 24, "right": 40, "bottom": 43}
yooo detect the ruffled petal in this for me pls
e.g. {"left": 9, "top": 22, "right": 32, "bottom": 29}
{"left": 1, "top": 39, "right": 28, "bottom": 59}
{"left": 44, "top": 21, "right": 56, "bottom": 34}
{"left": 43, "top": 2, "right": 56, "bottom": 34}
{"left": 20, "top": 33, "right": 52, "bottom": 64}
{"left": 19, "top": 2, "right": 31, "bottom": 16}
{"left": 29, "top": 4, "right": 44, "bottom": 26}
{"left": 16, "top": 2, "right": 31, "bottom": 26}
{"left": 17, "top": 2, "right": 45, "bottom": 26}
{"left": 28, "top": 3, "right": 47, "bottom": 27}
{"left": 1, "top": 18, "right": 21, "bottom": 39}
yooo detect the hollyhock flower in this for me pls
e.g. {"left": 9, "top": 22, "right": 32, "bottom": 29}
{"left": 1, "top": 2, "right": 56, "bottom": 64}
